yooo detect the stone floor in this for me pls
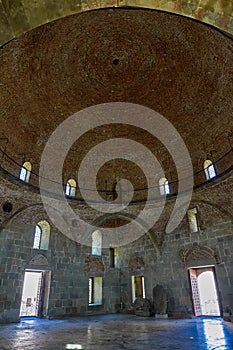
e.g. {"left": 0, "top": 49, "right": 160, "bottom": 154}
{"left": 0, "top": 314, "right": 233, "bottom": 350}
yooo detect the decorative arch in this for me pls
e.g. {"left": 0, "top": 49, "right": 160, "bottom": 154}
{"left": 179, "top": 243, "right": 221, "bottom": 267}
{"left": 90, "top": 211, "right": 160, "bottom": 255}
{"left": 29, "top": 254, "right": 49, "bottom": 266}
{"left": 128, "top": 255, "right": 145, "bottom": 273}
{"left": 0, "top": 202, "right": 62, "bottom": 231}
{"left": 169, "top": 198, "right": 233, "bottom": 232}
{"left": 84, "top": 255, "right": 105, "bottom": 274}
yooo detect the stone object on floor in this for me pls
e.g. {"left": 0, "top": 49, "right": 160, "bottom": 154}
{"left": 133, "top": 297, "right": 154, "bottom": 317}
{"left": 153, "top": 284, "right": 168, "bottom": 317}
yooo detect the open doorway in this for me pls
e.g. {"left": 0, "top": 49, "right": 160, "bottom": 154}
{"left": 20, "top": 269, "right": 51, "bottom": 318}
{"left": 188, "top": 266, "right": 221, "bottom": 317}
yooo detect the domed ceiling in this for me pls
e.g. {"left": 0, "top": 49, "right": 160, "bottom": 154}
{"left": 0, "top": 8, "right": 232, "bottom": 193}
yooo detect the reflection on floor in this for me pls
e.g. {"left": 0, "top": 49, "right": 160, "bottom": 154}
{"left": 0, "top": 314, "right": 233, "bottom": 350}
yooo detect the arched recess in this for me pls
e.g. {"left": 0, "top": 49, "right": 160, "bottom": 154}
{"left": 0, "top": 1, "right": 232, "bottom": 48}
{"left": 128, "top": 255, "right": 145, "bottom": 273}
{"left": 191, "top": 199, "right": 233, "bottom": 225}
{"left": 29, "top": 254, "right": 49, "bottom": 266}
{"left": 84, "top": 255, "right": 105, "bottom": 274}
{"left": 90, "top": 211, "right": 160, "bottom": 256}
{"left": 169, "top": 198, "right": 233, "bottom": 232}
{"left": 0, "top": 203, "right": 52, "bottom": 230}
{"left": 179, "top": 243, "right": 221, "bottom": 267}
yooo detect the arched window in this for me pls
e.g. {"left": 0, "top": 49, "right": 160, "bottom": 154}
{"left": 19, "top": 161, "right": 31, "bottom": 183}
{"left": 33, "top": 220, "right": 50, "bottom": 250}
{"left": 92, "top": 230, "right": 102, "bottom": 256}
{"left": 204, "top": 160, "right": 216, "bottom": 180}
{"left": 159, "top": 177, "right": 170, "bottom": 195}
{"left": 187, "top": 207, "right": 199, "bottom": 233}
{"left": 65, "top": 178, "right": 76, "bottom": 197}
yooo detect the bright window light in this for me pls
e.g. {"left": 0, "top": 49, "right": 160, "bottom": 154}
{"left": 66, "top": 345, "right": 83, "bottom": 349}
{"left": 203, "top": 319, "right": 226, "bottom": 349}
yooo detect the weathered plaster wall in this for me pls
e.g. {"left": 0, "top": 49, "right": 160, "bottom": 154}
{"left": 0, "top": 0, "right": 232, "bottom": 48}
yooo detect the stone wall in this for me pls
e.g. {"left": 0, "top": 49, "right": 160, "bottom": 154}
{"left": 0, "top": 169, "right": 232, "bottom": 322}
{"left": 0, "top": 215, "right": 123, "bottom": 321}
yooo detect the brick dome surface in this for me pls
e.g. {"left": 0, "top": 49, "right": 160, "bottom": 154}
{"left": 0, "top": 8, "right": 232, "bottom": 190}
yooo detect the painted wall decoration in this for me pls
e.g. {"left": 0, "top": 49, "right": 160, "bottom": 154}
{"left": 0, "top": 0, "right": 232, "bottom": 48}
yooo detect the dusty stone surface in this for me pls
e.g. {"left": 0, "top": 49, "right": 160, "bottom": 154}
{"left": 0, "top": 315, "right": 233, "bottom": 350}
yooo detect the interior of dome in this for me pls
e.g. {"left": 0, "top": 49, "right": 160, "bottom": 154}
{"left": 0, "top": 7, "right": 232, "bottom": 197}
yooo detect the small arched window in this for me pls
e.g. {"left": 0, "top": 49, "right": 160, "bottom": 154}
{"left": 187, "top": 207, "right": 199, "bottom": 233}
{"left": 65, "top": 178, "right": 76, "bottom": 197}
{"left": 159, "top": 177, "right": 170, "bottom": 195}
{"left": 19, "top": 161, "right": 31, "bottom": 183}
{"left": 204, "top": 160, "right": 216, "bottom": 180}
{"left": 33, "top": 220, "right": 50, "bottom": 250}
{"left": 92, "top": 230, "right": 102, "bottom": 256}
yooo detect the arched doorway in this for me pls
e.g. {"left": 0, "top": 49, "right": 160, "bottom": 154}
{"left": 188, "top": 266, "right": 221, "bottom": 317}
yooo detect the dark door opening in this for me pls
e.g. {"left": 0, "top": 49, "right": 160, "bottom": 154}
{"left": 188, "top": 266, "right": 221, "bottom": 317}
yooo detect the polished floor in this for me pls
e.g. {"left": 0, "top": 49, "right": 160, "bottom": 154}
{"left": 0, "top": 314, "right": 233, "bottom": 350}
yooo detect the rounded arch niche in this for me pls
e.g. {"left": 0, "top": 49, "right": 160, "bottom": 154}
{"left": 89, "top": 212, "right": 160, "bottom": 255}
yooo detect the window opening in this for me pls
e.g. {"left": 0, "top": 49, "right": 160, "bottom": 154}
{"left": 187, "top": 207, "right": 199, "bottom": 233}
{"left": 110, "top": 248, "right": 115, "bottom": 268}
{"left": 33, "top": 220, "right": 50, "bottom": 250}
{"left": 65, "top": 179, "right": 76, "bottom": 197}
{"left": 92, "top": 230, "right": 102, "bottom": 256}
{"left": 19, "top": 161, "right": 31, "bottom": 182}
{"left": 132, "top": 275, "right": 145, "bottom": 302}
{"left": 159, "top": 177, "right": 170, "bottom": 195}
{"left": 204, "top": 160, "right": 216, "bottom": 180}
{"left": 89, "top": 277, "right": 102, "bottom": 305}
